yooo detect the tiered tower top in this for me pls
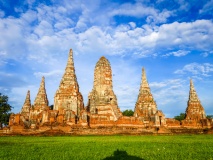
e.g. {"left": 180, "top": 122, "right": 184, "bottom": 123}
{"left": 24, "top": 90, "right": 31, "bottom": 106}
{"left": 140, "top": 68, "right": 151, "bottom": 93}
{"left": 93, "top": 56, "right": 113, "bottom": 91}
{"left": 21, "top": 90, "right": 31, "bottom": 113}
{"left": 188, "top": 79, "right": 200, "bottom": 102}
{"left": 34, "top": 76, "right": 49, "bottom": 109}
{"left": 57, "top": 49, "right": 79, "bottom": 91}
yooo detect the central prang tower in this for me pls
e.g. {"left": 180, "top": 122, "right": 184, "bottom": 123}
{"left": 87, "top": 56, "right": 122, "bottom": 121}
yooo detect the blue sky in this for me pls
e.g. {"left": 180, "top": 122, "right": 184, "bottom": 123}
{"left": 0, "top": 0, "right": 213, "bottom": 118}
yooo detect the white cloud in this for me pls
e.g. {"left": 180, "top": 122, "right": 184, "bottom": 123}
{"left": 201, "top": 50, "right": 213, "bottom": 57}
{"left": 176, "top": 0, "right": 190, "bottom": 11}
{"left": 0, "top": 10, "right": 4, "bottom": 17}
{"left": 109, "top": 2, "right": 173, "bottom": 24}
{"left": 26, "top": 0, "right": 36, "bottom": 6}
{"left": 129, "top": 22, "right": 136, "bottom": 29}
{"left": 150, "top": 79, "right": 188, "bottom": 117}
{"left": 163, "top": 50, "right": 190, "bottom": 57}
{"left": 199, "top": 0, "right": 213, "bottom": 14}
{"left": 174, "top": 63, "right": 213, "bottom": 77}
{"left": 34, "top": 20, "right": 54, "bottom": 37}
{"left": 1, "top": 1, "right": 212, "bottom": 62}
{"left": 156, "top": 20, "right": 213, "bottom": 50}
{"left": 34, "top": 70, "right": 63, "bottom": 78}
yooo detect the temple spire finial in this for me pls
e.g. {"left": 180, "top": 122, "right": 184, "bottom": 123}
{"left": 34, "top": 76, "right": 49, "bottom": 109}
{"left": 25, "top": 90, "right": 31, "bottom": 104}
{"left": 67, "top": 49, "right": 74, "bottom": 67}
{"left": 21, "top": 90, "right": 31, "bottom": 113}
{"left": 189, "top": 79, "right": 199, "bottom": 102}
{"left": 140, "top": 67, "right": 150, "bottom": 93}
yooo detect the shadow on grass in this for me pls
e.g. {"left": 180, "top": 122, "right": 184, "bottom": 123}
{"left": 103, "top": 149, "right": 144, "bottom": 160}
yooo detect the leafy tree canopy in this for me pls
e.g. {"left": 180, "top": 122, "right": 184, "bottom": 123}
{"left": 206, "top": 115, "right": 213, "bottom": 119}
{"left": 122, "top": 109, "right": 134, "bottom": 116}
{"left": 174, "top": 113, "right": 186, "bottom": 121}
{"left": 49, "top": 105, "right": 54, "bottom": 110}
{"left": 0, "top": 93, "right": 13, "bottom": 129}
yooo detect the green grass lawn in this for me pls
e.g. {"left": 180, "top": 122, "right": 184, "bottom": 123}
{"left": 0, "top": 135, "right": 213, "bottom": 160}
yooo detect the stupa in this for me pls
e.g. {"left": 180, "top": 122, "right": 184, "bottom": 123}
{"left": 33, "top": 76, "right": 49, "bottom": 111}
{"left": 54, "top": 49, "right": 84, "bottom": 117}
{"left": 87, "top": 56, "right": 122, "bottom": 121}
{"left": 134, "top": 68, "right": 157, "bottom": 119}
{"left": 185, "top": 79, "right": 206, "bottom": 120}
{"left": 134, "top": 68, "right": 165, "bottom": 126}
{"left": 21, "top": 90, "right": 31, "bottom": 115}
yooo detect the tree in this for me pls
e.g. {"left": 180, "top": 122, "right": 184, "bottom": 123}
{"left": 0, "top": 93, "right": 13, "bottom": 129}
{"left": 174, "top": 113, "right": 186, "bottom": 121}
{"left": 206, "top": 115, "right": 213, "bottom": 119}
{"left": 122, "top": 109, "right": 134, "bottom": 116}
{"left": 49, "top": 105, "right": 54, "bottom": 110}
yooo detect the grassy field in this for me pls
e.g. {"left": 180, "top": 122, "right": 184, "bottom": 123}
{"left": 0, "top": 135, "right": 213, "bottom": 160}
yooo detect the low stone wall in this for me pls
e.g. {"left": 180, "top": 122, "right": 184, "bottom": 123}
{"left": 1, "top": 125, "right": 213, "bottom": 136}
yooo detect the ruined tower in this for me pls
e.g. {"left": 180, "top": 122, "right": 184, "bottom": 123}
{"left": 54, "top": 49, "right": 84, "bottom": 116}
{"left": 134, "top": 68, "right": 158, "bottom": 119}
{"left": 21, "top": 90, "right": 31, "bottom": 114}
{"left": 185, "top": 79, "right": 206, "bottom": 120}
{"left": 88, "top": 56, "right": 122, "bottom": 121}
{"left": 33, "top": 76, "right": 49, "bottom": 110}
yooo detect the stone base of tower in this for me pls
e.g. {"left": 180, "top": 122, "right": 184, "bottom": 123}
{"left": 181, "top": 118, "right": 212, "bottom": 129}
{"left": 4, "top": 122, "right": 213, "bottom": 135}
{"left": 166, "top": 118, "right": 181, "bottom": 128}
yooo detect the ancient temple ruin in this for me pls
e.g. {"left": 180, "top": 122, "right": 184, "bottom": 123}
{"left": 54, "top": 49, "right": 84, "bottom": 124}
{"left": 33, "top": 76, "right": 49, "bottom": 111}
{"left": 185, "top": 79, "right": 206, "bottom": 120}
{"left": 87, "top": 56, "right": 122, "bottom": 122}
{"left": 181, "top": 79, "right": 210, "bottom": 128}
{"left": 134, "top": 68, "right": 166, "bottom": 126}
{"left": 8, "top": 49, "right": 213, "bottom": 135}
{"left": 20, "top": 90, "right": 31, "bottom": 116}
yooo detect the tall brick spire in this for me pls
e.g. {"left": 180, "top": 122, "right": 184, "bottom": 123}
{"left": 185, "top": 79, "right": 206, "bottom": 120}
{"left": 88, "top": 56, "right": 122, "bottom": 120}
{"left": 21, "top": 90, "right": 31, "bottom": 113}
{"left": 140, "top": 67, "right": 150, "bottom": 93}
{"left": 54, "top": 49, "right": 84, "bottom": 115}
{"left": 189, "top": 79, "right": 200, "bottom": 102}
{"left": 134, "top": 67, "right": 157, "bottom": 118}
{"left": 34, "top": 76, "right": 49, "bottom": 110}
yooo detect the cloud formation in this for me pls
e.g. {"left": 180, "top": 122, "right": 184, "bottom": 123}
{"left": 0, "top": 0, "right": 213, "bottom": 117}
{"left": 174, "top": 63, "right": 213, "bottom": 77}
